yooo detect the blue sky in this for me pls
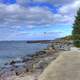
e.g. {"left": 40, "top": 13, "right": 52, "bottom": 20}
{"left": 0, "top": 0, "right": 79, "bottom": 40}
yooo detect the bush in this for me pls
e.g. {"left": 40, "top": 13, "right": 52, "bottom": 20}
{"left": 73, "top": 40, "right": 80, "bottom": 47}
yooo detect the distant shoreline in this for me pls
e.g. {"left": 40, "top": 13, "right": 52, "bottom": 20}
{"left": 0, "top": 39, "right": 55, "bottom": 43}
{"left": 26, "top": 40, "right": 54, "bottom": 43}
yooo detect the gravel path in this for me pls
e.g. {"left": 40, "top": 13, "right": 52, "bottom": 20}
{"left": 39, "top": 47, "right": 80, "bottom": 80}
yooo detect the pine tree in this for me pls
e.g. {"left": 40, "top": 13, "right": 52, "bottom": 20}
{"left": 72, "top": 8, "right": 80, "bottom": 47}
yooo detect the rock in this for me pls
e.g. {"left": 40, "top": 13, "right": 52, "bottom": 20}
{"left": 10, "top": 60, "right": 16, "bottom": 65}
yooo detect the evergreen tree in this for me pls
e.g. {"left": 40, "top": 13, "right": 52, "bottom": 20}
{"left": 72, "top": 8, "right": 80, "bottom": 47}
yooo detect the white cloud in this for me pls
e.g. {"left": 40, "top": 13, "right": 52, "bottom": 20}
{"left": 57, "top": 0, "right": 80, "bottom": 24}
{"left": 59, "top": 0, "right": 80, "bottom": 15}
{"left": 0, "top": 3, "right": 73, "bottom": 28}
{"left": 0, "top": 0, "right": 78, "bottom": 40}
{"left": 15, "top": 0, "right": 80, "bottom": 26}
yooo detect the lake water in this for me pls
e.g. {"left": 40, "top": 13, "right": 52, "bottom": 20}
{"left": 0, "top": 41, "right": 48, "bottom": 68}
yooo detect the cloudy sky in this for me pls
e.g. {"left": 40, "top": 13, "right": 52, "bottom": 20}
{"left": 0, "top": 0, "right": 80, "bottom": 40}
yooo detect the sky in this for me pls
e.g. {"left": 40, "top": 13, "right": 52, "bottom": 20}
{"left": 0, "top": 0, "right": 80, "bottom": 40}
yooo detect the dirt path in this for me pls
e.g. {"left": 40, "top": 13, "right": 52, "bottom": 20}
{"left": 2, "top": 47, "right": 80, "bottom": 80}
{"left": 39, "top": 48, "right": 80, "bottom": 80}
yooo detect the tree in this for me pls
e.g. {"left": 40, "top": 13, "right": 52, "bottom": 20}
{"left": 72, "top": 8, "right": 80, "bottom": 47}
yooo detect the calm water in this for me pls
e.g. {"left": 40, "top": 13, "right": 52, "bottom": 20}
{"left": 0, "top": 41, "right": 48, "bottom": 67}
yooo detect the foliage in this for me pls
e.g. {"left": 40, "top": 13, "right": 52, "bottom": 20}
{"left": 72, "top": 8, "right": 80, "bottom": 47}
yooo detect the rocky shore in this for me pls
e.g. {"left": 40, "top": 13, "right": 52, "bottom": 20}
{"left": 0, "top": 39, "right": 73, "bottom": 80}
{"left": 0, "top": 49, "right": 58, "bottom": 80}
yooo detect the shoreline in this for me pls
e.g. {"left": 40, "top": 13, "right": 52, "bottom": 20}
{"left": 0, "top": 38, "right": 73, "bottom": 80}
{"left": 0, "top": 45, "right": 59, "bottom": 80}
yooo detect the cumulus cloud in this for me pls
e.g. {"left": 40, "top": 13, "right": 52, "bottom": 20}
{"left": 58, "top": 0, "right": 80, "bottom": 24}
{"left": 0, "top": 3, "right": 73, "bottom": 28}
{"left": 59, "top": 0, "right": 80, "bottom": 15}
{"left": 0, "top": 0, "right": 79, "bottom": 28}
{"left": 0, "top": 0, "right": 79, "bottom": 40}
